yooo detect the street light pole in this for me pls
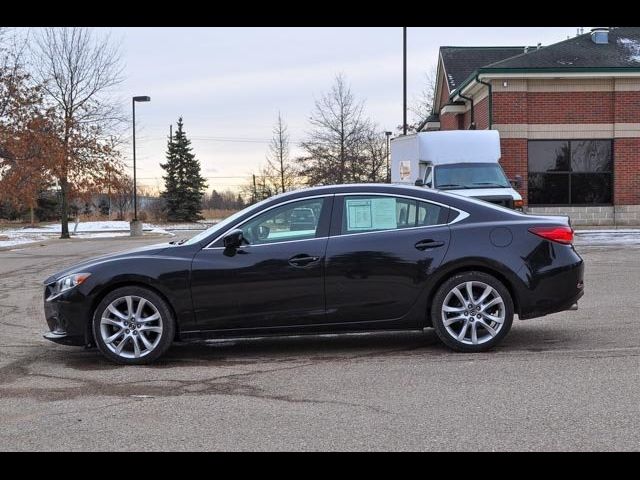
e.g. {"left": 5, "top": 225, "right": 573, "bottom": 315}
{"left": 132, "top": 98, "right": 137, "bottom": 221}
{"left": 131, "top": 95, "right": 151, "bottom": 236}
{"left": 385, "top": 131, "right": 393, "bottom": 182}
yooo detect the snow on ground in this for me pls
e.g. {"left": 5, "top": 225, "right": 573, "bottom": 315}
{"left": 0, "top": 220, "right": 201, "bottom": 249}
{"left": 3, "top": 219, "right": 217, "bottom": 233}
{"left": 0, "top": 232, "right": 50, "bottom": 248}
{"left": 13, "top": 221, "right": 208, "bottom": 234}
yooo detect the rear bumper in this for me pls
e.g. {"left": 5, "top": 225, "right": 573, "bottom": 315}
{"left": 517, "top": 251, "right": 585, "bottom": 320}
{"left": 519, "top": 288, "right": 584, "bottom": 320}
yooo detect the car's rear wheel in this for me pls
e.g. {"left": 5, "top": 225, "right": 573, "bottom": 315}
{"left": 92, "top": 286, "right": 175, "bottom": 365}
{"left": 431, "top": 271, "right": 513, "bottom": 352}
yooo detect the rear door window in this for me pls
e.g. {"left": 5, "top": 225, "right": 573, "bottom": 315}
{"left": 340, "top": 196, "right": 447, "bottom": 234}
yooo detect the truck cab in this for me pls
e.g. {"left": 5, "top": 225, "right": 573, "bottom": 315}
{"left": 391, "top": 130, "right": 523, "bottom": 210}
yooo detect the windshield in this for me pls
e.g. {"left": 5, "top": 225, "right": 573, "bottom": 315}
{"left": 434, "top": 163, "right": 511, "bottom": 190}
{"left": 182, "top": 197, "right": 273, "bottom": 246}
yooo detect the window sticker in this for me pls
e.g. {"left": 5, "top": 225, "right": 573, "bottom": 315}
{"left": 346, "top": 198, "right": 397, "bottom": 231}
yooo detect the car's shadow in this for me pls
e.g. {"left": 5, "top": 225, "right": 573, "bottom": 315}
{"left": 63, "top": 324, "right": 579, "bottom": 370}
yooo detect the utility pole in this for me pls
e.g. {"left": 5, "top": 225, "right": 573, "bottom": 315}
{"left": 169, "top": 124, "right": 173, "bottom": 144}
{"left": 252, "top": 174, "right": 257, "bottom": 203}
{"left": 403, "top": 27, "right": 407, "bottom": 136}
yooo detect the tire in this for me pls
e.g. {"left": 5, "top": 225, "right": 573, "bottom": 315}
{"left": 431, "top": 271, "right": 513, "bottom": 352}
{"left": 92, "top": 286, "right": 175, "bottom": 365}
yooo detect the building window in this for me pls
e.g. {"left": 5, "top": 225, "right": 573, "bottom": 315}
{"left": 528, "top": 140, "right": 613, "bottom": 205}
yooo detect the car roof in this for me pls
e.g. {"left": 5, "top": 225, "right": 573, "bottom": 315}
{"left": 269, "top": 183, "right": 522, "bottom": 219}
{"left": 270, "top": 183, "right": 459, "bottom": 204}
{"left": 275, "top": 183, "right": 431, "bottom": 198}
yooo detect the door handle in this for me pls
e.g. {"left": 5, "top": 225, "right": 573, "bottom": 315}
{"left": 414, "top": 240, "right": 445, "bottom": 251}
{"left": 288, "top": 254, "right": 320, "bottom": 267}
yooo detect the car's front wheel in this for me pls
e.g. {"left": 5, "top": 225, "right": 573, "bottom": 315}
{"left": 92, "top": 286, "right": 175, "bottom": 365}
{"left": 431, "top": 271, "right": 513, "bottom": 352}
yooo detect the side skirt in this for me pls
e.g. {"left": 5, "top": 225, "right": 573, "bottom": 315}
{"left": 179, "top": 321, "right": 422, "bottom": 341}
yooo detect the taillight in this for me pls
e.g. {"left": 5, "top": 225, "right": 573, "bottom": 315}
{"left": 528, "top": 226, "right": 574, "bottom": 244}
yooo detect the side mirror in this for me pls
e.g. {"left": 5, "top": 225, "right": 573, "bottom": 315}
{"left": 223, "top": 229, "right": 245, "bottom": 249}
{"left": 414, "top": 179, "right": 424, "bottom": 187}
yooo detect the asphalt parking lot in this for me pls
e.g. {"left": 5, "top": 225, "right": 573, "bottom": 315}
{"left": 0, "top": 234, "right": 639, "bottom": 451}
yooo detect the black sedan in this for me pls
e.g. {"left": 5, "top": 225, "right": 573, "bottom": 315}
{"left": 43, "top": 184, "right": 584, "bottom": 364}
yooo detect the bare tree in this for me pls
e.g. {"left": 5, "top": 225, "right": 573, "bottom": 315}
{"left": 241, "top": 167, "right": 275, "bottom": 205}
{"left": 31, "top": 27, "right": 125, "bottom": 238}
{"left": 298, "top": 74, "right": 372, "bottom": 185}
{"left": 265, "top": 112, "right": 298, "bottom": 194}
{"left": 361, "top": 129, "right": 389, "bottom": 183}
{"left": 110, "top": 172, "right": 133, "bottom": 221}
{"left": 406, "top": 65, "right": 438, "bottom": 132}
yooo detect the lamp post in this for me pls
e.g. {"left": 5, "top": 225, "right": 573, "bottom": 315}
{"left": 131, "top": 95, "right": 150, "bottom": 236}
{"left": 385, "top": 131, "right": 393, "bottom": 182}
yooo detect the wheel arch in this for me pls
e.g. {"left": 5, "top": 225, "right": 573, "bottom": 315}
{"left": 423, "top": 262, "right": 521, "bottom": 328}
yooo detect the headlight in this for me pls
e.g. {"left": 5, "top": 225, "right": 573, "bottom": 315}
{"left": 47, "top": 273, "right": 91, "bottom": 300}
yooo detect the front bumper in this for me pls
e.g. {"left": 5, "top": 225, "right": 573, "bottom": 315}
{"left": 43, "top": 286, "right": 93, "bottom": 347}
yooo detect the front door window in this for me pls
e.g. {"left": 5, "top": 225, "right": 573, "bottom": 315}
{"left": 240, "top": 198, "right": 325, "bottom": 245}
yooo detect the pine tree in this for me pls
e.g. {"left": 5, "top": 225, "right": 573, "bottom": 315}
{"left": 160, "top": 117, "right": 207, "bottom": 222}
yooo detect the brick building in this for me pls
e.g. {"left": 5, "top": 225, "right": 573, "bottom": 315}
{"left": 420, "top": 27, "right": 640, "bottom": 225}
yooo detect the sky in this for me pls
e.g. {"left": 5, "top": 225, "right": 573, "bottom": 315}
{"left": 92, "top": 27, "right": 582, "bottom": 193}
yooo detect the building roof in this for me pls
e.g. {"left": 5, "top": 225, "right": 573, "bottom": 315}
{"left": 415, "top": 113, "right": 440, "bottom": 132}
{"left": 485, "top": 27, "right": 640, "bottom": 70}
{"left": 440, "top": 46, "right": 528, "bottom": 91}
{"left": 424, "top": 28, "right": 640, "bottom": 131}
{"left": 440, "top": 28, "right": 640, "bottom": 101}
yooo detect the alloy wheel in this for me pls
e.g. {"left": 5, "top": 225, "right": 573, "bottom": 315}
{"left": 99, "top": 295, "right": 163, "bottom": 359}
{"left": 441, "top": 281, "right": 506, "bottom": 345}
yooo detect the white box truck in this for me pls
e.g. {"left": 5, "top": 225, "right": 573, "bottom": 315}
{"left": 390, "top": 130, "right": 523, "bottom": 210}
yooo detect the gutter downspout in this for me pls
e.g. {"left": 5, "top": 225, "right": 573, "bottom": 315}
{"left": 476, "top": 74, "right": 493, "bottom": 129}
{"left": 457, "top": 91, "right": 474, "bottom": 129}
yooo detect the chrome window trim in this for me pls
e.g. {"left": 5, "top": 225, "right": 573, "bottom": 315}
{"left": 334, "top": 192, "right": 470, "bottom": 236}
{"left": 206, "top": 236, "right": 329, "bottom": 250}
{"left": 449, "top": 209, "right": 470, "bottom": 224}
{"left": 335, "top": 191, "right": 460, "bottom": 210}
{"left": 204, "top": 194, "right": 333, "bottom": 249}
{"left": 203, "top": 191, "right": 469, "bottom": 249}
{"left": 332, "top": 224, "right": 448, "bottom": 239}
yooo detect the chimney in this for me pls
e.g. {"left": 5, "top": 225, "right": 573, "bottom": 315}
{"left": 591, "top": 27, "right": 609, "bottom": 44}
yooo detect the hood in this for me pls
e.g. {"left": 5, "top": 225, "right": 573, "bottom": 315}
{"left": 43, "top": 242, "right": 172, "bottom": 285}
